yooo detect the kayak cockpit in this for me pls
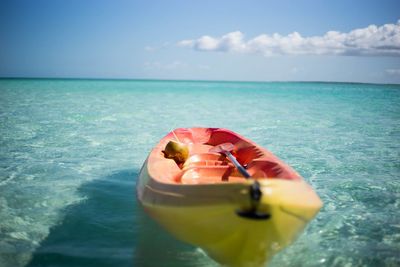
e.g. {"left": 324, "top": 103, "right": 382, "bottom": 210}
{"left": 147, "top": 128, "right": 301, "bottom": 185}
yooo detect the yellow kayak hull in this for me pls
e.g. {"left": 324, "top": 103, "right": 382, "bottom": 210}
{"left": 138, "top": 162, "right": 322, "bottom": 266}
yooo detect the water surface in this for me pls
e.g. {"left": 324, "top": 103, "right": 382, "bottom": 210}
{"left": 0, "top": 79, "right": 399, "bottom": 266}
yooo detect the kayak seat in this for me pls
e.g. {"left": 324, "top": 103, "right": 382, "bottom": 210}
{"left": 177, "top": 165, "right": 245, "bottom": 184}
{"left": 183, "top": 153, "right": 226, "bottom": 168}
{"left": 184, "top": 160, "right": 229, "bottom": 168}
{"left": 151, "top": 156, "right": 183, "bottom": 183}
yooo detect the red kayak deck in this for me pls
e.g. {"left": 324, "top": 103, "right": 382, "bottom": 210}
{"left": 147, "top": 128, "right": 302, "bottom": 185}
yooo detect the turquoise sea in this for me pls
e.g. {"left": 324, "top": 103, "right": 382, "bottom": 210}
{"left": 0, "top": 79, "right": 399, "bottom": 267}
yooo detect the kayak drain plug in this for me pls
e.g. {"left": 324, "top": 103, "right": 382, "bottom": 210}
{"left": 236, "top": 181, "right": 271, "bottom": 220}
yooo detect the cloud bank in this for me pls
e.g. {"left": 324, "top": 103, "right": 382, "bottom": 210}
{"left": 178, "top": 20, "right": 400, "bottom": 57}
{"left": 386, "top": 68, "right": 400, "bottom": 75}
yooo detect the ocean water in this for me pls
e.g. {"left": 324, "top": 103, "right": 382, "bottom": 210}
{"left": 0, "top": 79, "right": 399, "bottom": 267}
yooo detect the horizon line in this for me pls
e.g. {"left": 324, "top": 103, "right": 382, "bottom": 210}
{"left": 0, "top": 76, "right": 399, "bottom": 86}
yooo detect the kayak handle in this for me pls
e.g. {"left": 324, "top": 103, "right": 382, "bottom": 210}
{"left": 236, "top": 181, "right": 271, "bottom": 220}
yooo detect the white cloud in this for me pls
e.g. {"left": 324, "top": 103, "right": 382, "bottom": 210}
{"left": 144, "top": 61, "right": 186, "bottom": 70}
{"left": 178, "top": 20, "right": 400, "bottom": 57}
{"left": 385, "top": 68, "right": 400, "bottom": 75}
{"left": 178, "top": 31, "right": 245, "bottom": 52}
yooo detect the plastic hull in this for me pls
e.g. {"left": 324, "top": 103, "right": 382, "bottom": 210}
{"left": 137, "top": 128, "right": 322, "bottom": 266}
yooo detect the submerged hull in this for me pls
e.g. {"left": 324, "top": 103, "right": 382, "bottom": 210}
{"left": 137, "top": 128, "right": 322, "bottom": 266}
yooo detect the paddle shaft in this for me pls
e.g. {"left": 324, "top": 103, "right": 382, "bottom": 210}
{"left": 224, "top": 151, "right": 251, "bottom": 178}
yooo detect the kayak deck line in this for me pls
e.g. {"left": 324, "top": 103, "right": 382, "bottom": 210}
{"left": 137, "top": 127, "right": 322, "bottom": 266}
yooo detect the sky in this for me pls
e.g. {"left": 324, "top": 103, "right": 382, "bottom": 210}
{"left": 0, "top": 0, "right": 399, "bottom": 84}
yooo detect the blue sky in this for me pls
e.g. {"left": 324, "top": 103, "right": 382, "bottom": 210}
{"left": 0, "top": 0, "right": 399, "bottom": 83}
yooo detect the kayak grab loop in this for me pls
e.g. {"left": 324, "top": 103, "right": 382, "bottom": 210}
{"left": 236, "top": 181, "right": 271, "bottom": 220}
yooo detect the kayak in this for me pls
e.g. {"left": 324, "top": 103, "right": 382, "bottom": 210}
{"left": 136, "top": 127, "right": 322, "bottom": 266}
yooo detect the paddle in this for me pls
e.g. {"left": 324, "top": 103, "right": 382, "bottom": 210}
{"left": 209, "top": 143, "right": 251, "bottom": 178}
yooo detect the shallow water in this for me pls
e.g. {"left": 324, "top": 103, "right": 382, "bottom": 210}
{"left": 0, "top": 79, "right": 399, "bottom": 267}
